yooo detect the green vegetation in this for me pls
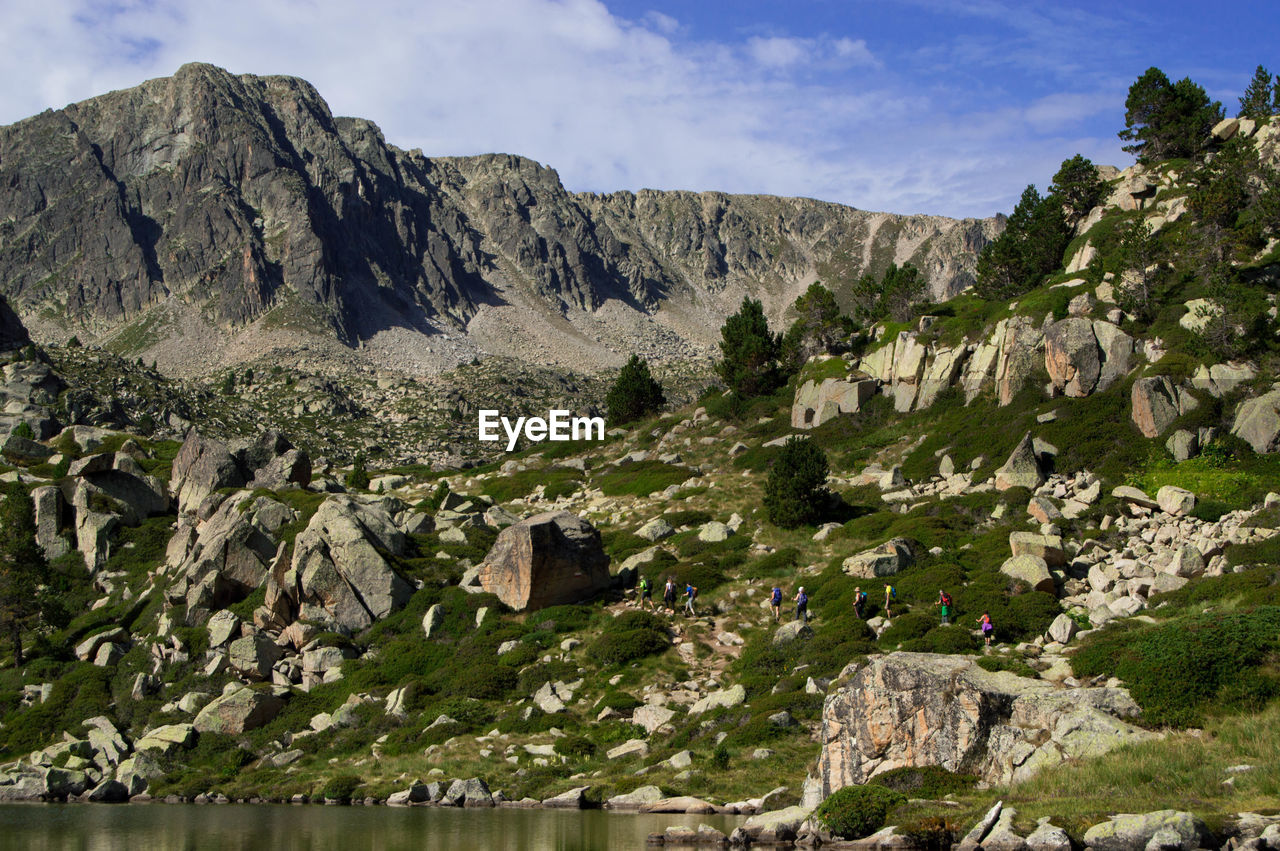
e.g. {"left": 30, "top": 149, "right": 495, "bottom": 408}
{"left": 1120, "top": 66, "right": 1222, "bottom": 163}
{"left": 815, "top": 784, "right": 908, "bottom": 839}
{"left": 780, "top": 282, "right": 852, "bottom": 372}
{"left": 606, "top": 354, "right": 665, "bottom": 425}
{"left": 1237, "top": 64, "right": 1279, "bottom": 119}
{"left": 763, "top": 437, "right": 830, "bottom": 529}
{"left": 716, "top": 296, "right": 782, "bottom": 400}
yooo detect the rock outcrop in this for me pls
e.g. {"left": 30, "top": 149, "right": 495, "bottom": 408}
{"left": 1231, "top": 389, "right": 1280, "bottom": 454}
{"left": 476, "top": 511, "right": 611, "bottom": 611}
{"left": 1131, "top": 377, "right": 1199, "bottom": 438}
{"left": 811, "top": 652, "right": 1153, "bottom": 798}
{"left": 792, "top": 376, "right": 877, "bottom": 429}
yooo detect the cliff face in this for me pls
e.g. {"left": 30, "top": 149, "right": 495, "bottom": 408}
{"left": 0, "top": 63, "right": 1000, "bottom": 373}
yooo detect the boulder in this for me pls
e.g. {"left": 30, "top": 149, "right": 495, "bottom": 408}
{"left": 542, "top": 786, "right": 591, "bottom": 809}
{"left": 1009, "top": 532, "right": 1066, "bottom": 567}
{"left": 1093, "top": 322, "right": 1135, "bottom": 391}
{"left": 1131, "top": 377, "right": 1198, "bottom": 439}
{"left": 1192, "top": 361, "right": 1256, "bottom": 398}
{"left": 1026, "top": 819, "right": 1072, "bottom": 851}
{"left": 1082, "top": 811, "right": 1212, "bottom": 851}
{"left": 134, "top": 724, "right": 196, "bottom": 754}
{"left": 87, "top": 779, "right": 130, "bottom": 803}
{"left": 1231, "top": 390, "right": 1280, "bottom": 454}
{"left": 1047, "top": 614, "right": 1077, "bottom": 645}
{"left": 1156, "top": 486, "right": 1196, "bottom": 517}
{"left": 1165, "top": 429, "right": 1199, "bottom": 462}
{"left": 606, "top": 739, "right": 649, "bottom": 760}
{"left": 1044, "top": 318, "right": 1101, "bottom": 397}
{"left": 688, "top": 684, "right": 746, "bottom": 715}
{"left": 741, "top": 805, "right": 810, "bottom": 842}
{"left": 229, "top": 634, "right": 284, "bottom": 681}
{"left": 773, "top": 621, "right": 813, "bottom": 644}
{"left": 31, "top": 485, "right": 68, "bottom": 561}
{"left": 422, "top": 604, "right": 446, "bottom": 639}
{"left": 1112, "top": 485, "right": 1158, "bottom": 509}
{"left": 206, "top": 610, "right": 242, "bottom": 648}
{"left": 606, "top": 785, "right": 664, "bottom": 810}
{"left": 995, "top": 433, "right": 1045, "bottom": 491}
{"left": 636, "top": 518, "right": 674, "bottom": 542}
{"left": 290, "top": 496, "right": 413, "bottom": 631}
{"left": 811, "top": 652, "right": 1152, "bottom": 794}
{"left": 170, "top": 432, "right": 246, "bottom": 514}
{"left": 697, "top": 521, "right": 733, "bottom": 543}
{"left": 792, "top": 377, "right": 876, "bottom": 429}
{"left": 446, "top": 777, "right": 494, "bottom": 808}
{"left": 632, "top": 705, "right": 676, "bottom": 734}
{"left": 75, "top": 627, "right": 128, "bottom": 662}
{"left": 842, "top": 537, "right": 915, "bottom": 578}
{"left": 476, "top": 511, "right": 610, "bottom": 611}
{"left": 639, "top": 796, "right": 717, "bottom": 814}
{"left": 193, "top": 686, "right": 285, "bottom": 735}
{"left": 1001, "top": 554, "right": 1055, "bottom": 594}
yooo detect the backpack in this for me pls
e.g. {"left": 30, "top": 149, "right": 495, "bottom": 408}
{"left": 797, "top": 592, "right": 808, "bottom": 607}
{"left": 688, "top": 586, "right": 698, "bottom": 599}
{"left": 889, "top": 586, "right": 897, "bottom": 600}
{"left": 771, "top": 588, "right": 782, "bottom": 604}
{"left": 857, "top": 591, "right": 867, "bottom": 604}
{"left": 941, "top": 592, "right": 952, "bottom": 607}
{"left": 640, "top": 577, "right": 650, "bottom": 593}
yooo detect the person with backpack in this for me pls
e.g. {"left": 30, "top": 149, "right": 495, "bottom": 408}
{"left": 638, "top": 575, "right": 654, "bottom": 611}
{"left": 770, "top": 586, "right": 783, "bottom": 622}
{"left": 663, "top": 577, "right": 677, "bottom": 612}
{"left": 685, "top": 582, "right": 698, "bottom": 617}
{"left": 936, "top": 590, "right": 952, "bottom": 625}
{"left": 853, "top": 586, "right": 867, "bottom": 619}
{"left": 978, "top": 612, "right": 994, "bottom": 647}
{"left": 794, "top": 586, "right": 809, "bottom": 623}
{"left": 884, "top": 584, "right": 896, "bottom": 619}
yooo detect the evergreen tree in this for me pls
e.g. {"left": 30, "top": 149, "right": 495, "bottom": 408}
{"left": 345, "top": 454, "right": 370, "bottom": 490}
{"left": 878, "top": 263, "right": 926, "bottom": 323}
{"left": 716, "top": 297, "right": 782, "bottom": 399}
{"left": 1238, "top": 65, "right": 1276, "bottom": 119}
{"left": 1114, "top": 220, "right": 1162, "bottom": 321}
{"left": 1120, "top": 67, "right": 1222, "bottom": 163}
{"left": 779, "top": 282, "right": 850, "bottom": 372}
{"left": 763, "top": 436, "right": 830, "bottom": 529}
{"left": 0, "top": 482, "right": 54, "bottom": 665}
{"left": 606, "top": 354, "right": 665, "bottom": 425}
{"left": 974, "top": 186, "right": 1070, "bottom": 301}
{"left": 1049, "top": 155, "right": 1107, "bottom": 225}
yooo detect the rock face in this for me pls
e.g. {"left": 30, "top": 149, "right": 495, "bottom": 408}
{"left": 476, "top": 511, "right": 610, "bottom": 611}
{"left": 0, "top": 63, "right": 997, "bottom": 375}
{"left": 171, "top": 430, "right": 311, "bottom": 514}
{"left": 812, "top": 652, "right": 1152, "bottom": 797}
{"left": 792, "top": 377, "right": 877, "bottom": 429}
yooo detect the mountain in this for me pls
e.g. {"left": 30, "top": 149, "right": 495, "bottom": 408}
{"left": 0, "top": 63, "right": 998, "bottom": 376}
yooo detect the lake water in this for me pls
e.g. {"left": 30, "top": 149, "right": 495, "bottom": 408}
{"left": 0, "top": 802, "right": 747, "bottom": 850}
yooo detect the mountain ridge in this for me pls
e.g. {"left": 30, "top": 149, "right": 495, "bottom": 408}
{"left": 0, "top": 63, "right": 999, "bottom": 376}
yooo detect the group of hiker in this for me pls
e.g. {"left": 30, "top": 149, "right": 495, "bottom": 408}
{"left": 636, "top": 575, "right": 700, "bottom": 616}
{"left": 634, "top": 574, "right": 995, "bottom": 645}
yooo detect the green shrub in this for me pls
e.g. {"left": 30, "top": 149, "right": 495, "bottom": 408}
{"left": 869, "top": 766, "right": 978, "bottom": 799}
{"left": 815, "top": 785, "right": 908, "bottom": 839}
{"left": 976, "top": 655, "right": 1039, "bottom": 678}
{"left": 1072, "top": 608, "right": 1280, "bottom": 726}
{"left": 764, "top": 437, "right": 830, "bottom": 528}
{"left": 595, "top": 461, "right": 693, "bottom": 497}
{"left": 589, "top": 611, "right": 670, "bottom": 666}
{"left": 598, "top": 690, "right": 642, "bottom": 712}
{"left": 710, "top": 743, "right": 730, "bottom": 771}
{"left": 320, "top": 774, "right": 363, "bottom": 802}
{"left": 744, "top": 547, "right": 800, "bottom": 579}
{"left": 606, "top": 355, "right": 665, "bottom": 425}
{"left": 878, "top": 612, "right": 934, "bottom": 647}
{"left": 554, "top": 735, "right": 597, "bottom": 761}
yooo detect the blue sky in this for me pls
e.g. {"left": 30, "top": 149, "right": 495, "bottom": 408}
{"left": 1, "top": 0, "right": 1276, "bottom": 218}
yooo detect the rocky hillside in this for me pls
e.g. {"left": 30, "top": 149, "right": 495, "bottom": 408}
{"left": 0, "top": 63, "right": 997, "bottom": 376}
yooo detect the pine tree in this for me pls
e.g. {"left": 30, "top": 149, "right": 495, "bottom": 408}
{"left": 345, "top": 454, "right": 370, "bottom": 490}
{"left": 606, "top": 355, "right": 665, "bottom": 425}
{"left": 974, "top": 186, "right": 1069, "bottom": 301}
{"left": 779, "top": 282, "right": 850, "bottom": 372}
{"left": 716, "top": 297, "right": 782, "bottom": 399}
{"left": 764, "top": 437, "right": 830, "bottom": 529}
{"left": 0, "top": 482, "right": 53, "bottom": 665}
{"left": 1120, "top": 67, "right": 1222, "bottom": 163}
{"left": 1049, "top": 155, "right": 1107, "bottom": 224}
{"left": 1238, "top": 65, "right": 1276, "bottom": 119}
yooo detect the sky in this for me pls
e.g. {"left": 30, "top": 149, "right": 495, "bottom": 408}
{"left": 0, "top": 0, "right": 1276, "bottom": 218}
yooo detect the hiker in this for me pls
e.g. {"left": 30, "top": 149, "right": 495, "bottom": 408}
{"left": 638, "top": 575, "right": 654, "bottom": 611}
{"left": 884, "top": 584, "right": 896, "bottom": 619}
{"left": 663, "top": 577, "right": 677, "bottom": 612}
{"left": 978, "top": 612, "right": 994, "bottom": 646}
{"left": 853, "top": 586, "right": 867, "bottom": 619}
{"left": 935, "top": 590, "right": 952, "bottom": 625}
{"left": 770, "top": 586, "right": 783, "bottom": 622}
{"left": 794, "top": 586, "right": 809, "bottom": 623}
{"left": 684, "top": 582, "right": 698, "bottom": 617}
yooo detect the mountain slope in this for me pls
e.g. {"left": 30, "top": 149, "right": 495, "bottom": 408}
{"left": 0, "top": 63, "right": 999, "bottom": 376}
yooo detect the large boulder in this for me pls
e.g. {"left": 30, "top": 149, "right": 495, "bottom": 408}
{"left": 995, "top": 433, "right": 1045, "bottom": 491}
{"left": 811, "top": 653, "right": 1152, "bottom": 796}
{"left": 1092, "top": 321, "right": 1135, "bottom": 391}
{"left": 792, "top": 377, "right": 877, "bottom": 429}
{"left": 1231, "top": 389, "right": 1280, "bottom": 454}
{"left": 31, "top": 485, "right": 69, "bottom": 561}
{"left": 475, "top": 511, "right": 610, "bottom": 611}
{"left": 193, "top": 685, "right": 285, "bottom": 735}
{"left": 1082, "top": 811, "right": 1213, "bottom": 851}
{"left": 842, "top": 538, "right": 915, "bottom": 578}
{"left": 171, "top": 432, "right": 246, "bottom": 515}
{"left": 285, "top": 496, "right": 413, "bottom": 631}
{"left": 1044, "top": 318, "right": 1101, "bottom": 397}
{"left": 1000, "top": 554, "right": 1055, "bottom": 594}
{"left": 1131, "top": 377, "right": 1198, "bottom": 438}
{"left": 228, "top": 634, "right": 284, "bottom": 681}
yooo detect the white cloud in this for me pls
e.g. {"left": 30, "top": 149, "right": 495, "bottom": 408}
{"left": 0, "top": 0, "right": 1129, "bottom": 218}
